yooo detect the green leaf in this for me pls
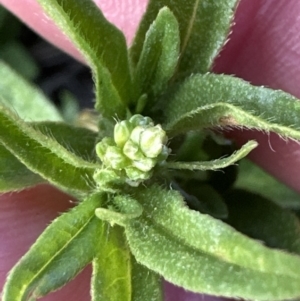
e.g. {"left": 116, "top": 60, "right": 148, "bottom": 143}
{"left": 125, "top": 185, "right": 300, "bottom": 300}
{"left": 134, "top": 7, "right": 179, "bottom": 103}
{"left": 174, "top": 182, "right": 228, "bottom": 219}
{"left": 165, "top": 73, "right": 300, "bottom": 139}
{"left": 236, "top": 159, "right": 300, "bottom": 208}
{"left": 131, "top": 256, "right": 162, "bottom": 301}
{"left": 92, "top": 228, "right": 162, "bottom": 301}
{"left": 0, "top": 145, "right": 44, "bottom": 192}
{"left": 0, "top": 61, "right": 61, "bottom": 121}
{"left": 37, "top": 0, "right": 134, "bottom": 118}
{"left": 2, "top": 193, "right": 106, "bottom": 301}
{"left": 0, "top": 41, "right": 39, "bottom": 80}
{"left": 224, "top": 189, "right": 300, "bottom": 255}
{"left": 33, "top": 122, "right": 98, "bottom": 162}
{"left": 93, "top": 195, "right": 162, "bottom": 301}
{"left": 95, "top": 195, "right": 143, "bottom": 227}
{"left": 0, "top": 106, "right": 98, "bottom": 195}
{"left": 131, "top": 0, "right": 239, "bottom": 76}
{"left": 165, "top": 140, "right": 257, "bottom": 170}
{"left": 91, "top": 225, "right": 131, "bottom": 301}
{"left": 0, "top": 122, "right": 97, "bottom": 193}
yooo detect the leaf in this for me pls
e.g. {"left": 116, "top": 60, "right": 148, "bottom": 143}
{"left": 134, "top": 7, "right": 179, "bottom": 103}
{"left": 2, "top": 193, "right": 106, "bottom": 301}
{"left": 124, "top": 185, "right": 300, "bottom": 300}
{"left": 0, "top": 145, "right": 44, "bottom": 192}
{"left": 0, "top": 61, "right": 61, "bottom": 121}
{"left": 173, "top": 182, "right": 228, "bottom": 219}
{"left": 93, "top": 195, "right": 162, "bottom": 301}
{"left": 37, "top": 0, "right": 134, "bottom": 119}
{"left": 33, "top": 122, "right": 98, "bottom": 162}
{"left": 131, "top": 0, "right": 239, "bottom": 76}
{"left": 0, "top": 122, "right": 97, "bottom": 193}
{"left": 95, "top": 195, "right": 143, "bottom": 227}
{"left": 91, "top": 225, "right": 131, "bottom": 301}
{"left": 0, "top": 41, "right": 40, "bottom": 80}
{"left": 165, "top": 140, "right": 257, "bottom": 170}
{"left": 224, "top": 189, "right": 300, "bottom": 255}
{"left": 0, "top": 106, "right": 98, "bottom": 195}
{"left": 236, "top": 159, "right": 300, "bottom": 208}
{"left": 131, "top": 256, "right": 162, "bottom": 301}
{"left": 92, "top": 233, "right": 162, "bottom": 301}
{"left": 165, "top": 73, "right": 300, "bottom": 139}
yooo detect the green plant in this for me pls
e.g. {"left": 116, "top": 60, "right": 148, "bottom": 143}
{"left": 1, "top": 0, "right": 300, "bottom": 300}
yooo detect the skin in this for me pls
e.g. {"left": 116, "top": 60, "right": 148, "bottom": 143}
{"left": 0, "top": 0, "right": 300, "bottom": 300}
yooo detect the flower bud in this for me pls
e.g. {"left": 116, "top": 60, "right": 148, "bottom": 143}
{"left": 132, "top": 157, "right": 155, "bottom": 172}
{"left": 125, "top": 166, "right": 152, "bottom": 182}
{"left": 103, "top": 146, "right": 129, "bottom": 170}
{"left": 129, "top": 114, "right": 153, "bottom": 127}
{"left": 129, "top": 126, "right": 144, "bottom": 145}
{"left": 114, "top": 120, "right": 133, "bottom": 147}
{"left": 123, "top": 140, "right": 140, "bottom": 161}
{"left": 95, "top": 137, "right": 114, "bottom": 161}
{"left": 93, "top": 168, "right": 118, "bottom": 187}
{"left": 94, "top": 114, "right": 171, "bottom": 189}
{"left": 140, "top": 125, "right": 167, "bottom": 158}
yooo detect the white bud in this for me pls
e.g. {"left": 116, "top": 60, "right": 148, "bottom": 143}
{"left": 103, "top": 146, "right": 128, "bottom": 170}
{"left": 96, "top": 137, "right": 114, "bottom": 162}
{"left": 132, "top": 157, "right": 156, "bottom": 172}
{"left": 123, "top": 140, "right": 140, "bottom": 160}
{"left": 129, "top": 126, "right": 144, "bottom": 145}
{"left": 129, "top": 114, "right": 153, "bottom": 127}
{"left": 114, "top": 120, "right": 133, "bottom": 147}
{"left": 140, "top": 125, "right": 167, "bottom": 158}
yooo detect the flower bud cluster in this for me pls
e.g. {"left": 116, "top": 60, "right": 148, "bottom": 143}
{"left": 94, "top": 114, "right": 170, "bottom": 188}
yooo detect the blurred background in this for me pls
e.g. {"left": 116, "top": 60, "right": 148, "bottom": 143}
{"left": 0, "top": 5, "right": 94, "bottom": 110}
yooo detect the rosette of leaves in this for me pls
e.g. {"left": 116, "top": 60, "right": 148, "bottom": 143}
{"left": 1, "top": 0, "right": 300, "bottom": 301}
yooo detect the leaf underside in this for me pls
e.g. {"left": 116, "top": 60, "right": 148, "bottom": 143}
{"left": 0, "top": 106, "right": 98, "bottom": 195}
{"left": 166, "top": 140, "right": 257, "bottom": 170}
{"left": 125, "top": 185, "right": 300, "bottom": 300}
{"left": 2, "top": 193, "right": 106, "bottom": 301}
{"left": 165, "top": 73, "right": 300, "bottom": 140}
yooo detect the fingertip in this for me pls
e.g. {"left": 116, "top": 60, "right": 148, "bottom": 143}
{"left": 0, "top": 185, "right": 75, "bottom": 291}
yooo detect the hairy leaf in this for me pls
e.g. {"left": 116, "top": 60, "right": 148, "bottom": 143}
{"left": 0, "top": 61, "right": 61, "bottom": 121}
{"left": 236, "top": 159, "right": 300, "bottom": 208}
{"left": 131, "top": 0, "right": 239, "bottom": 76}
{"left": 173, "top": 182, "right": 228, "bottom": 219}
{"left": 2, "top": 193, "right": 106, "bottom": 301}
{"left": 0, "top": 122, "right": 97, "bottom": 192}
{"left": 33, "top": 122, "right": 98, "bottom": 162}
{"left": 0, "top": 106, "right": 98, "bottom": 195}
{"left": 92, "top": 225, "right": 131, "bottom": 301}
{"left": 134, "top": 7, "right": 179, "bottom": 104}
{"left": 124, "top": 185, "right": 300, "bottom": 300}
{"left": 0, "top": 145, "right": 44, "bottom": 192}
{"left": 165, "top": 140, "right": 257, "bottom": 170}
{"left": 94, "top": 195, "right": 162, "bottom": 301}
{"left": 37, "top": 0, "right": 134, "bottom": 118}
{"left": 224, "top": 189, "right": 300, "bottom": 255}
{"left": 165, "top": 73, "right": 300, "bottom": 139}
{"left": 131, "top": 256, "right": 162, "bottom": 301}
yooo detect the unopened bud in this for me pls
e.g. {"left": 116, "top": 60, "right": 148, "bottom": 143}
{"left": 132, "top": 157, "right": 155, "bottom": 172}
{"left": 96, "top": 137, "right": 114, "bottom": 161}
{"left": 140, "top": 125, "right": 167, "bottom": 158}
{"left": 103, "top": 146, "right": 129, "bottom": 170}
{"left": 114, "top": 120, "right": 133, "bottom": 147}
{"left": 123, "top": 140, "right": 140, "bottom": 160}
{"left": 129, "top": 114, "right": 153, "bottom": 127}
